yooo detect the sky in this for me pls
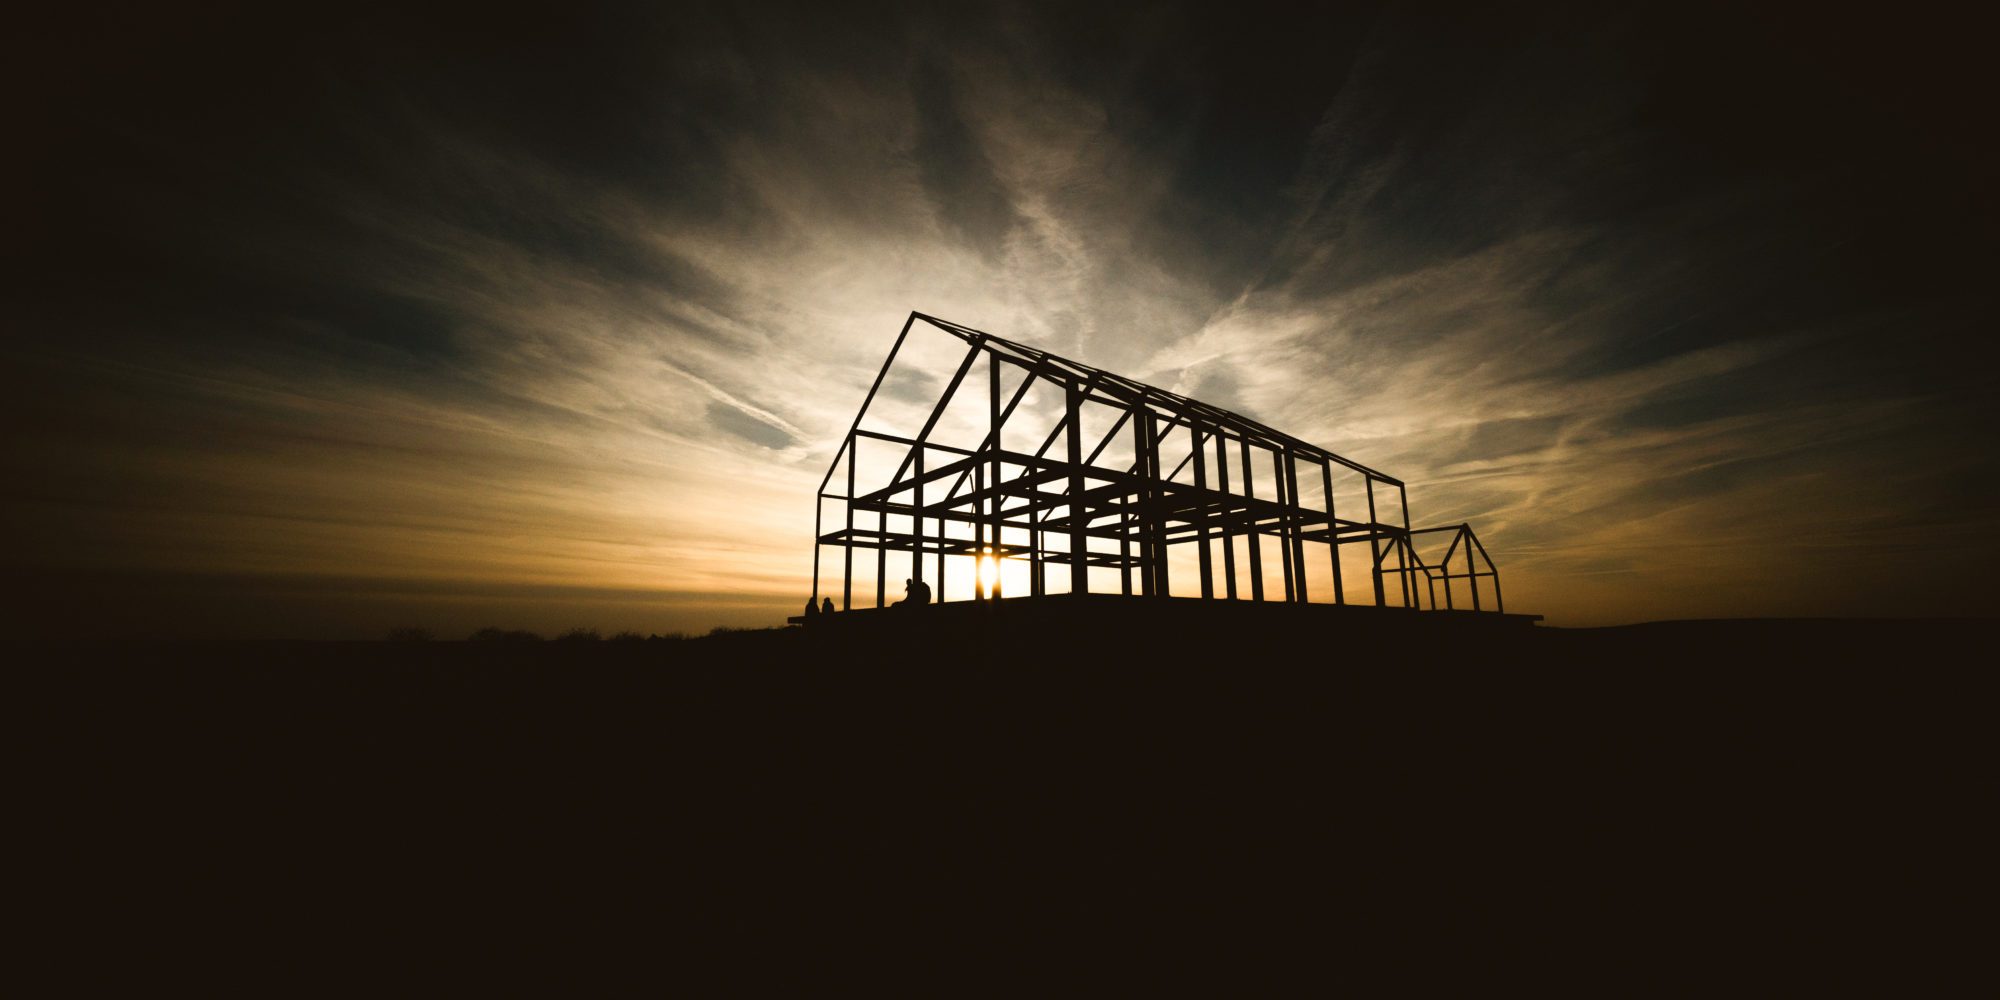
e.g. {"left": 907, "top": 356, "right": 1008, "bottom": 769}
{"left": 9, "top": 2, "right": 1997, "bottom": 638}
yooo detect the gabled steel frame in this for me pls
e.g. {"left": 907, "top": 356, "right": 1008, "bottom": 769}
{"left": 812, "top": 312, "right": 1505, "bottom": 614}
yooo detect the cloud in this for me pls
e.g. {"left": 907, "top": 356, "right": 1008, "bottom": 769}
{"left": 706, "top": 400, "right": 797, "bottom": 450}
{"left": 661, "top": 362, "right": 805, "bottom": 445}
{"left": 10, "top": 3, "right": 1994, "bottom": 636}
{"left": 908, "top": 52, "right": 1025, "bottom": 258}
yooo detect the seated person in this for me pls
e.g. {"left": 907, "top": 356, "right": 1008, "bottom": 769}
{"left": 896, "top": 577, "right": 932, "bottom": 608}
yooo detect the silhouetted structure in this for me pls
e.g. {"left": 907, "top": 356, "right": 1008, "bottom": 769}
{"left": 811, "top": 312, "right": 1511, "bottom": 616}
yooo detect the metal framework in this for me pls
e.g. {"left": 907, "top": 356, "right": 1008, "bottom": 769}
{"left": 812, "top": 312, "right": 1505, "bottom": 614}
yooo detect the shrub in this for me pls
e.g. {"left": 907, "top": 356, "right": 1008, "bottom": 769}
{"left": 555, "top": 627, "right": 603, "bottom": 642}
{"left": 469, "top": 627, "right": 542, "bottom": 642}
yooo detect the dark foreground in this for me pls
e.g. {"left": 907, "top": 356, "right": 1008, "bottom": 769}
{"left": 28, "top": 611, "right": 1993, "bottom": 986}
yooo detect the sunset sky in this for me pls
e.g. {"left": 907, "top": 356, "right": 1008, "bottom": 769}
{"left": 11, "top": 3, "right": 1996, "bottom": 637}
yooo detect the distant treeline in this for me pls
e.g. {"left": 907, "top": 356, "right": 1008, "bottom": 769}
{"left": 385, "top": 626, "right": 761, "bottom": 642}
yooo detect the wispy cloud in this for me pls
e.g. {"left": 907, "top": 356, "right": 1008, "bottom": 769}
{"left": 9, "top": 4, "right": 1994, "bottom": 636}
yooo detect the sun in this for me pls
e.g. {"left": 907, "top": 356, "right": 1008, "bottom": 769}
{"left": 978, "top": 552, "right": 998, "bottom": 597}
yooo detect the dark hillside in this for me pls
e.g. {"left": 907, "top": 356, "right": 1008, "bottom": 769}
{"left": 27, "top": 611, "right": 1989, "bottom": 985}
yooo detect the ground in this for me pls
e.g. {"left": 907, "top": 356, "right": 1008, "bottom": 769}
{"left": 25, "top": 612, "right": 1990, "bottom": 986}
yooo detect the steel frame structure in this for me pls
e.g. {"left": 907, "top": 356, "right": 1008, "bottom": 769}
{"left": 812, "top": 312, "right": 1505, "bottom": 614}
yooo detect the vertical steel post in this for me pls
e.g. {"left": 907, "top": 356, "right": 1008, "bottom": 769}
{"left": 1321, "top": 459, "right": 1344, "bottom": 605}
{"left": 1448, "top": 532, "right": 1464, "bottom": 608}
{"left": 1031, "top": 523, "right": 1043, "bottom": 597}
{"left": 1190, "top": 421, "right": 1213, "bottom": 599}
{"left": 989, "top": 352, "right": 1003, "bottom": 602}
{"left": 1153, "top": 411, "right": 1172, "bottom": 597}
{"left": 912, "top": 446, "right": 923, "bottom": 587}
{"left": 1216, "top": 432, "right": 1236, "bottom": 600}
{"left": 843, "top": 431, "right": 856, "bottom": 611}
{"left": 1366, "top": 476, "right": 1385, "bottom": 606}
{"left": 1135, "top": 410, "right": 1152, "bottom": 597}
{"left": 1031, "top": 402, "right": 1043, "bottom": 598}
{"left": 1030, "top": 377, "right": 1043, "bottom": 598}
{"left": 1398, "top": 483, "right": 1414, "bottom": 609}
{"left": 1241, "top": 438, "right": 1264, "bottom": 602}
{"left": 1285, "top": 450, "right": 1308, "bottom": 604}
{"left": 1067, "top": 381, "right": 1088, "bottom": 596}
{"left": 1119, "top": 406, "right": 1135, "bottom": 596}
{"left": 974, "top": 461, "right": 986, "bottom": 601}
{"left": 1120, "top": 505, "right": 1133, "bottom": 595}
{"left": 1468, "top": 526, "right": 1482, "bottom": 612}
{"left": 1276, "top": 449, "right": 1295, "bottom": 603}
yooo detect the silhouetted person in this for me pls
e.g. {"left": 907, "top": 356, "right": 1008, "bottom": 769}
{"left": 896, "top": 577, "right": 932, "bottom": 609}
{"left": 821, "top": 597, "right": 836, "bottom": 616}
{"left": 803, "top": 597, "right": 819, "bottom": 621}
